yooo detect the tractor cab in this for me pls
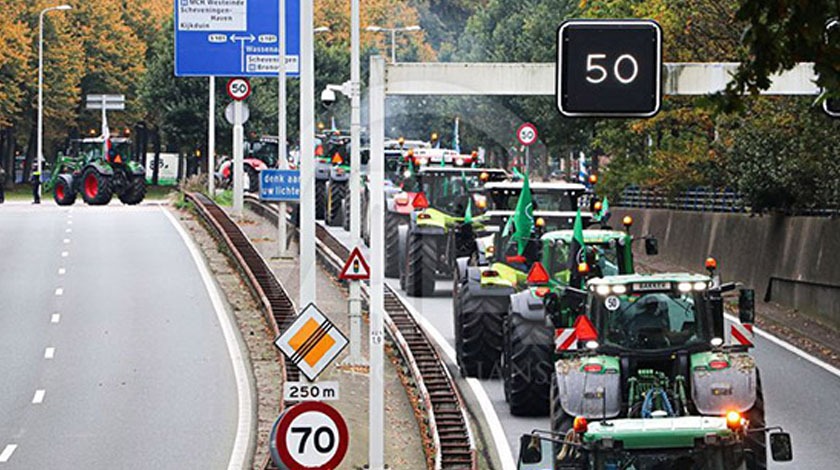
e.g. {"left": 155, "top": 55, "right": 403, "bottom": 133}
{"left": 403, "top": 167, "right": 508, "bottom": 220}
{"left": 485, "top": 181, "right": 587, "bottom": 213}
{"left": 245, "top": 135, "right": 280, "bottom": 168}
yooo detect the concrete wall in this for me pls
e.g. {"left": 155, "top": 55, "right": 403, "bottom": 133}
{"left": 613, "top": 208, "right": 840, "bottom": 329}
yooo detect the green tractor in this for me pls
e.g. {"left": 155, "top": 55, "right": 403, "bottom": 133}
{"left": 397, "top": 166, "right": 509, "bottom": 296}
{"left": 452, "top": 180, "right": 594, "bottom": 378}
{"left": 515, "top": 268, "right": 792, "bottom": 470}
{"left": 502, "top": 224, "right": 657, "bottom": 415}
{"left": 46, "top": 137, "right": 146, "bottom": 206}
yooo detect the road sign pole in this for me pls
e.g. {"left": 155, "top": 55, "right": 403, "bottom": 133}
{"left": 299, "top": 0, "right": 316, "bottom": 307}
{"left": 368, "top": 55, "right": 386, "bottom": 470}
{"left": 525, "top": 145, "right": 530, "bottom": 174}
{"left": 209, "top": 77, "right": 216, "bottom": 196}
{"left": 277, "top": 0, "right": 288, "bottom": 258}
{"left": 344, "top": 0, "right": 364, "bottom": 366}
{"left": 232, "top": 100, "right": 244, "bottom": 215}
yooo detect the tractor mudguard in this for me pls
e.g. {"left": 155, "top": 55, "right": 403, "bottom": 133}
{"left": 86, "top": 161, "right": 114, "bottom": 176}
{"left": 315, "top": 162, "right": 331, "bottom": 180}
{"left": 330, "top": 166, "right": 350, "bottom": 182}
{"left": 58, "top": 173, "right": 74, "bottom": 189}
{"left": 509, "top": 290, "right": 548, "bottom": 322}
{"left": 456, "top": 257, "right": 470, "bottom": 282}
{"left": 125, "top": 161, "right": 145, "bottom": 176}
{"left": 410, "top": 224, "right": 446, "bottom": 236}
{"left": 691, "top": 352, "right": 757, "bottom": 414}
{"left": 555, "top": 357, "right": 622, "bottom": 419}
{"left": 244, "top": 158, "right": 267, "bottom": 171}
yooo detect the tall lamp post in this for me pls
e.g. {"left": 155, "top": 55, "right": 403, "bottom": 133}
{"left": 365, "top": 25, "right": 422, "bottom": 63}
{"left": 38, "top": 4, "right": 72, "bottom": 199}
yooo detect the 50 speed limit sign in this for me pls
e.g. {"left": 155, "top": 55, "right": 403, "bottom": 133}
{"left": 517, "top": 122, "right": 538, "bottom": 146}
{"left": 270, "top": 401, "right": 349, "bottom": 470}
{"left": 226, "top": 77, "right": 251, "bottom": 101}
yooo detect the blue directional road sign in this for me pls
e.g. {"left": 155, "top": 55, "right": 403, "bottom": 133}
{"left": 260, "top": 169, "right": 300, "bottom": 202}
{"left": 175, "top": 0, "right": 300, "bottom": 77}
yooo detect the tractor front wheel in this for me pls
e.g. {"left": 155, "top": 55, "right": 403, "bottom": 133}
{"left": 315, "top": 180, "right": 326, "bottom": 219}
{"left": 746, "top": 371, "right": 767, "bottom": 470}
{"left": 326, "top": 181, "right": 346, "bottom": 226}
{"left": 119, "top": 175, "right": 146, "bottom": 205}
{"left": 504, "top": 310, "right": 553, "bottom": 416}
{"left": 456, "top": 279, "right": 510, "bottom": 378}
{"left": 81, "top": 168, "right": 113, "bottom": 205}
{"left": 404, "top": 231, "right": 437, "bottom": 297}
{"left": 53, "top": 176, "right": 77, "bottom": 206}
{"left": 384, "top": 211, "right": 406, "bottom": 277}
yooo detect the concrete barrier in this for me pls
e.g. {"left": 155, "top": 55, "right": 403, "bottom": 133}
{"left": 613, "top": 208, "right": 840, "bottom": 329}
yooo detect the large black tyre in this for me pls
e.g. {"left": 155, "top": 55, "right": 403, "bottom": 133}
{"left": 384, "top": 211, "right": 407, "bottom": 277}
{"left": 326, "top": 181, "right": 346, "bottom": 226}
{"left": 342, "top": 192, "right": 351, "bottom": 231}
{"left": 118, "top": 175, "right": 146, "bottom": 205}
{"left": 80, "top": 167, "right": 113, "bottom": 205}
{"left": 315, "top": 180, "right": 327, "bottom": 219}
{"left": 746, "top": 371, "right": 767, "bottom": 470}
{"left": 504, "top": 310, "right": 553, "bottom": 416}
{"left": 404, "top": 231, "right": 437, "bottom": 297}
{"left": 53, "top": 176, "right": 77, "bottom": 206}
{"left": 244, "top": 165, "right": 259, "bottom": 193}
{"left": 456, "top": 278, "right": 511, "bottom": 378}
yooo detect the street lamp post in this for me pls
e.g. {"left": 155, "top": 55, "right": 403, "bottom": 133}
{"left": 365, "top": 25, "right": 422, "bottom": 63}
{"left": 38, "top": 4, "right": 72, "bottom": 200}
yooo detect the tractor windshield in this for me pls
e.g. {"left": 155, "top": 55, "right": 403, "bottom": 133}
{"left": 591, "top": 290, "right": 710, "bottom": 351}
{"left": 547, "top": 242, "right": 622, "bottom": 284}
{"left": 491, "top": 189, "right": 577, "bottom": 212}
{"left": 422, "top": 175, "right": 483, "bottom": 215}
{"left": 248, "top": 140, "right": 278, "bottom": 167}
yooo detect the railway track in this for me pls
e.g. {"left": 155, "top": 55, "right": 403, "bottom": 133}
{"left": 244, "top": 195, "right": 477, "bottom": 469}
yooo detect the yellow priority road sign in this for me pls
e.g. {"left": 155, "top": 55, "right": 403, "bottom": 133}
{"left": 275, "top": 303, "right": 348, "bottom": 381}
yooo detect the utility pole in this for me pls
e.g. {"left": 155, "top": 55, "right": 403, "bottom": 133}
{"left": 208, "top": 77, "right": 216, "bottom": 195}
{"left": 299, "top": 0, "right": 316, "bottom": 307}
{"left": 277, "top": 0, "right": 288, "bottom": 258}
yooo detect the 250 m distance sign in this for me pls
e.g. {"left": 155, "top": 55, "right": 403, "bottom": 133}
{"left": 556, "top": 19, "right": 662, "bottom": 117}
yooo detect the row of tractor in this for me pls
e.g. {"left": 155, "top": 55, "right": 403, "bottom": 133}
{"left": 360, "top": 145, "right": 792, "bottom": 469}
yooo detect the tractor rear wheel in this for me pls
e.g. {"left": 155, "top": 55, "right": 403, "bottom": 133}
{"left": 342, "top": 192, "right": 351, "bottom": 231}
{"left": 118, "top": 175, "right": 146, "bottom": 205}
{"left": 504, "top": 310, "right": 553, "bottom": 416}
{"left": 746, "top": 371, "right": 767, "bottom": 470}
{"left": 315, "top": 180, "right": 326, "bottom": 219}
{"left": 404, "top": 231, "right": 436, "bottom": 297}
{"left": 456, "top": 279, "right": 510, "bottom": 378}
{"left": 81, "top": 168, "right": 113, "bottom": 205}
{"left": 53, "top": 176, "right": 76, "bottom": 206}
{"left": 384, "top": 211, "right": 406, "bottom": 277}
{"left": 326, "top": 181, "right": 346, "bottom": 226}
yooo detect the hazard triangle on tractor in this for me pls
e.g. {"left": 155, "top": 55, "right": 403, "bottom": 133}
{"left": 339, "top": 247, "right": 370, "bottom": 281}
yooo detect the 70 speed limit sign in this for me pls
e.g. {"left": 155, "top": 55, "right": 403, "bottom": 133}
{"left": 226, "top": 77, "right": 251, "bottom": 101}
{"left": 270, "top": 401, "right": 349, "bottom": 470}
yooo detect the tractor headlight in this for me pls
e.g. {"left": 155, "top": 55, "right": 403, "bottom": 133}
{"left": 678, "top": 282, "right": 692, "bottom": 293}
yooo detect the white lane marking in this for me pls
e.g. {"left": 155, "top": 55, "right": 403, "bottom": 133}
{"left": 61, "top": 251, "right": 69, "bottom": 258}
{"left": 44, "top": 348, "right": 55, "bottom": 359}
{"left": 51, "top": 314, "right": 61, "bottom": 324}
{"left": 389, "top": 287, "right": 517, "bottom": 469}
{"left": 0, "top": 445, "right": 17, "bottom": 462}
{"left": 162, "top": 207, "right": 254, "bottom": 470}
{"left": 725, "top": 313, "right": 840, "bottom": 378}
{"left": 58, "top": 268, "right": 66, "bottom": 275}
{"left": 66, "top": 228, "right": 72, "bottom": 233}
{"left": 54, "top": 288, "right": 63, "bottom": 296}
{"left": 63, "top": 239, "right": 70, "bottom": 244}
{"left": 67, "top": 221, "right": 72, "bottom": 225}
{"left": 32, "top": 390, "right": 45, "bottom": 404}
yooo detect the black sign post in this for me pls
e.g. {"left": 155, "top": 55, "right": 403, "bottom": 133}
{"left": 556, "top": 20, "right": 662, "bottom": 118}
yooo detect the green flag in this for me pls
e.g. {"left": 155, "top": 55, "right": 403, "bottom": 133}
{"left": 599, "top": 196, "right": 610, "bottom": 221}
{"left": 568, "top": 208, "right": 586, "bottom": 287}
{"left": 512, "top": 174, "right": 534, "bottom": 255}
{"left": 512, "top": 167, "right": 524, "bottom": 180}
{"left": 464, "top": 198, "right": 473, "bottom": 225}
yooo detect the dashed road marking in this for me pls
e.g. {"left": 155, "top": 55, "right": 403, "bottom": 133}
{"left": 32, "top": 390, "right": 45, "bottom": 404}
{"left": 58, "top": 268, "right": 66, "bottom": 275}
{"left": 63, "top": 239, "right": 70, "bottom": 244}
{"left": 44, "top": 348, "right": 55, "bottom": 359}
{"left": 67, "top": 221, "right": 72, "bottom": 225}
{"left": 51, "top": 314, "right": 60, "bottom": 324}
{"left": 0, "top": 444, "right": 17, "bottom": 463}
{"left": 54, "top": 288, "right": 63, "bottom": 296}
{"left": 61, "top": 251, "right": 69, "bottom": 258}
{"left": 66, "top": 228, "right": 72, "bottom": 233}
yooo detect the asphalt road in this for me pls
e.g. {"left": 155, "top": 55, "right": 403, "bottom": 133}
{"left": 0, "top": 202, "right": 241, "bottom": 469}
{"left": 324, "top": 222, "right": 840, "bottom": 469}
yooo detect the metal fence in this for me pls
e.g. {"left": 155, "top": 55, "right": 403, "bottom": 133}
{"left": 617, "top": 186, "right": 840, "bottom": 216}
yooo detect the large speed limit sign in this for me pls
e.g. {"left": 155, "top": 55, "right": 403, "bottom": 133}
{"left": 270, "top": 401, "right": 349, "bottom": 470}
{"left": 226, "top": 77, "right": 251, "bottom": 101}
{"left": 517, "top": 122, "right": 538, "bottom": 146}
{"left": 556, "top": 20, "right": 662, "bottom": 117}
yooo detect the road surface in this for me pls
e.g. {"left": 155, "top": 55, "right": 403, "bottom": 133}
{"left": 0, "top": 202, "right": 246, "bottom": 469}
{"left": 325, "top": 222, "right": 840, "bottom": 469}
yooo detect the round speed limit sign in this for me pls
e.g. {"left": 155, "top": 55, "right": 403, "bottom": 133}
{"left": 270, "top": 401, "right": 349, "bottom": 470}
{"left": 517, "top": 122, "right": 538, "bottom": 146}
{"left": 226, "top": 77, "right": 251, "bottom": 101}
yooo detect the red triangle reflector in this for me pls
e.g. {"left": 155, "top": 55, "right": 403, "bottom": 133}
{"left": 412, "top": 192, "right": 429, "bottom": 209}
{"left": 527, "top": 262, "right": 550, "bottom": 285}
{"left": 574, "top": 315, "right": 598, "bottom": 342}
{"left": 332, "top": 153, "right": 343, "bottom": 164}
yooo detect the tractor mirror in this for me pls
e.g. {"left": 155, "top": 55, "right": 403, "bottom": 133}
{"left": 739, "top": 289, "right": 755, "bottom": 324}
{"left": 769, "top": 432, "right": 793, "bottom": 461}
{"left": 644, "top": 237, "right": 659, "bottom": 256}
{"left": 518, "top": 434, "right": 543, "bottom": 465}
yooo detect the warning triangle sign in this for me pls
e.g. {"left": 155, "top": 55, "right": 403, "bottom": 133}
{"left": 339, "top": 247, "right": 370, "bottom": 281}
